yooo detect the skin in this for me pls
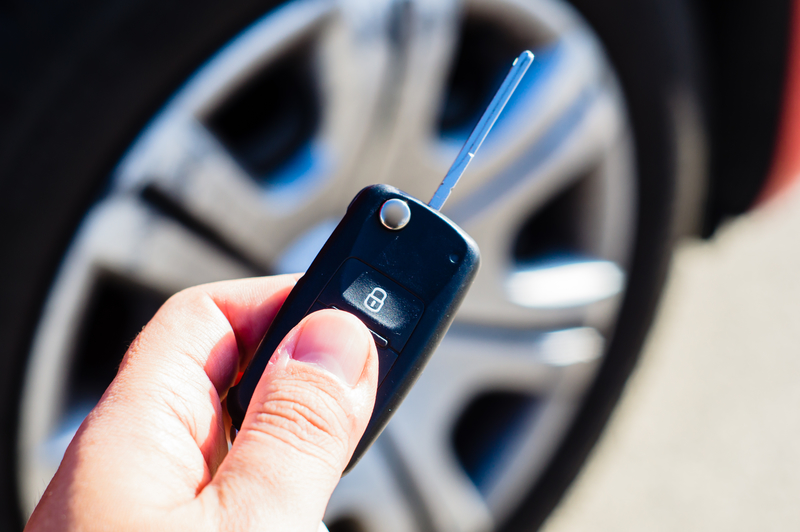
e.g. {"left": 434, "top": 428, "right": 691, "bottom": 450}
{"left": 25, "top": 275, "right": 379, "bottom": 532}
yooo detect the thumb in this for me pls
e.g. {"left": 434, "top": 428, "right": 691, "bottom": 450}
{"left": 206, "top": 309, "right": 378, "bottom": 531}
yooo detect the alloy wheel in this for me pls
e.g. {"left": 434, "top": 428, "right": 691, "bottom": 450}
{"left": 18, "top": 0, "right": 636, "bottom": 529}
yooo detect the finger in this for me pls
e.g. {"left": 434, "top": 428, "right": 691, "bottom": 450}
{"left": 101, "top": 275, "right": 299, "bottom": 481}
{"left": 29, "top": 275, "right": 305, "bottom": 525}
{"left": 204, "top": 309, "right": 378, "bottom": 531}
{"left": 120, "top": 274, "right": 298, "bottom": 401}
{"left": 201, "top": 273, "right": 304, "bottom": 374}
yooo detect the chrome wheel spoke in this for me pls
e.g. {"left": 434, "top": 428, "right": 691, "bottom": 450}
{"left": 369, "top": 1, "right": 635, "bottom": 330}
{"left": 386, "top": 326, "right": 604, "bottom": 530}
{"left": 17, "top": 198, "right": 252, "bottom": 514}
{"left": 442, "top": 29, "right": 614, "bottom": 211}
{"left": 454, "top": 85, "right": 631, "bottom": 328}
{"left": 463, "top": 26, "right": 609, "bottom": 171}
{"left": 113, "top": 0, "right": 396, "bottom": 268}
{"left": 76, "top": 198, "right": 255, "bottom": 290}
{"left": 376, "top": 1, "right": 609, "bottom": 202}
{"left": 117, "top": 117, "right": 329, "bottom": 266}
{"left": 424, "top": 326, "right": 604, "bottom": 398}
{"left": 358, "top": 0, "right": 464, "bottom": 198}
{"left": 383, "top": 421, "right": 493, "bottom": 532}
{"left": 326, "top": 443, "right": 420, "bottom": 532}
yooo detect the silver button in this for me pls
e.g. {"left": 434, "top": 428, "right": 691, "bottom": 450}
{"left": 379, "top": 198, "right": 411, "bottom": 230}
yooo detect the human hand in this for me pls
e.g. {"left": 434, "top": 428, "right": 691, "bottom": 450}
{"left": 25, "top": 275, "right": 379, "bottom": 532}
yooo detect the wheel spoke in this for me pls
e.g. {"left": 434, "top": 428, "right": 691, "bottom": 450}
{"left": 402, "top": 326, "right": 604, "bottom": 436}
{"left": 84, "top": 197, "right": 256, "bottom": 289}
{"left": 312, "top": 0, "right": 398, "bottom": 192}
{"left": 441, "top": 28, "right": 610, "bottom": 199}
{"left": 376, "top": 15, "right": 610, "bottom": 200}
{"left": 327, "top": 442, "right": 420, "bottom": 532}
{"left": 367, "top": 16, "right": 635, "bottom": 330}
{"left": 385, "top": 326, "right": 603, "bottom": 530}
{"left": 115, "top": 104, "right": 349, "bottom": 268}
{"left": 383, "top": 422, "right": 493, "bottom": 532}
{"left": 354, "top": 0, "right": 464, "bottom": 197}
{"left": 113, "top": 0, "right": 398, "bottom": 268}
{"left": 452, "top": 84, "right": 630, "bottom": 328}
{"left": 17, "top": 198, "right": 252, "bottom": 515}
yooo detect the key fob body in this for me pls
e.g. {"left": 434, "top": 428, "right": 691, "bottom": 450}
{"left": 227, "top": 184, "right": 480, "bottom": 472}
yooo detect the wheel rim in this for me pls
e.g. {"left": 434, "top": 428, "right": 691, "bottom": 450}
{"left": 17, "top": 0, "right": 636, "bottom": 529}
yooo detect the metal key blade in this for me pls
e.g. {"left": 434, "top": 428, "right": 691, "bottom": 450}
{"left": 429, "top": 50, "right": 534, "bottom": 211}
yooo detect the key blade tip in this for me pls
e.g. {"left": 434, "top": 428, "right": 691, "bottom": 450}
{"left": 515, "top": 50, "right": 534, "bottom": 69}
{"left": 428, "top": 49, "right": 534, "bottom": 211}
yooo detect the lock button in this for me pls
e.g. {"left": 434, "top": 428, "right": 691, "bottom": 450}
{"left": 364, "top": 287, "right": 388, "bottom": 312}
{"left": 317, "top": 258, "right": 424, "bottom": 351}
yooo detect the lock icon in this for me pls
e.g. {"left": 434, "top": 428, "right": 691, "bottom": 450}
{"left": 364, "top": 287, "right": 388, "bottom": 313}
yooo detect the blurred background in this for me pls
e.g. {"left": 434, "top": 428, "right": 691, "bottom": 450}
{"left": 542, "top": 182, "right": 800, "bottom": 531}
{"left": 0, "top": 0, "right": 798, "bottom": 530}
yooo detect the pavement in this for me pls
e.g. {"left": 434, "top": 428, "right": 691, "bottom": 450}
{"left": 540, "top": 182, "right": 800, "bottom": 532}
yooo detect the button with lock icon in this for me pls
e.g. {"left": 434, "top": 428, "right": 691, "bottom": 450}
{"left": 316, "top": 258, "right": 424, "bottom": 351}
{"left": 364, "top": 287, "right": 388, "bottom": 312}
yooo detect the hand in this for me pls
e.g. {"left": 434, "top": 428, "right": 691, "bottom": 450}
{"left": 25, "top": 275, "right": 379, "bottom": 532}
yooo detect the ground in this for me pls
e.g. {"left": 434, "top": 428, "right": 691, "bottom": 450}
{"left": 541, "top": 182, "right": 800, "bottom": 531}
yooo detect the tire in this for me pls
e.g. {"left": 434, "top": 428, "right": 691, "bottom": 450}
{"left": 0, "top": 0, "right": 705, "bottom": 530}
{"left": 502, "top": 0, "right": 705, "bottom": 529}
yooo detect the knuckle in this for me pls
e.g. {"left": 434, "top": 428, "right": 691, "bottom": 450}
{"left": 245, "top": 376, "right": 353, "bottom": 471}
{"left": 167, "top": 285, "right": 207, "bottom": 309}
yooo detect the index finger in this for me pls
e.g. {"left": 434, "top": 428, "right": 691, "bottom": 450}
{"left": 119, "top": 274, "right": 299, "bottom": 401}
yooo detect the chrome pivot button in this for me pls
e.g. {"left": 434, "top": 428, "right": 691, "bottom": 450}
{"left": 379, "top": 198, "right": 411, "bottom": 230}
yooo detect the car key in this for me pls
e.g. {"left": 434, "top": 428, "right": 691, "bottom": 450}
{"left": 228, "top": 50, "right": 533, "bottom": 472}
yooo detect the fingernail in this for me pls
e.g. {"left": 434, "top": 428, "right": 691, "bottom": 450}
{"left": 291, "top": 310, "right": 370, "bottom": 386}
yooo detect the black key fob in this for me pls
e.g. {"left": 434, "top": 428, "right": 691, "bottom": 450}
{"left": 227, "top": 50, "right": 533, "bottom": 472}
{"left": 228, "top": 184, "right": 479, "bottom": 471}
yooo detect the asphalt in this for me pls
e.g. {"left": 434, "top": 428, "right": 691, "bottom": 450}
{"left": 541, "top": 182, "right": 800, "bottom": 531}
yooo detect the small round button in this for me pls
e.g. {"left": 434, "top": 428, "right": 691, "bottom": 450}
{"left": 379, "top": 198, "right": 411, "bottom": 230}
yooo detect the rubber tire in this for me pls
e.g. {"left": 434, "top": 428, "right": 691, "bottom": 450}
{"left": 0, "top": 0, "right": 704, "bottom": 529}
{"left": 501, "top": 0, "right": 705, "bottom": 530}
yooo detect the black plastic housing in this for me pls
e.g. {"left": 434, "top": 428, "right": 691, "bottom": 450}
{"left": 228, "top": 184, "right": 480, "bottom": 471}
